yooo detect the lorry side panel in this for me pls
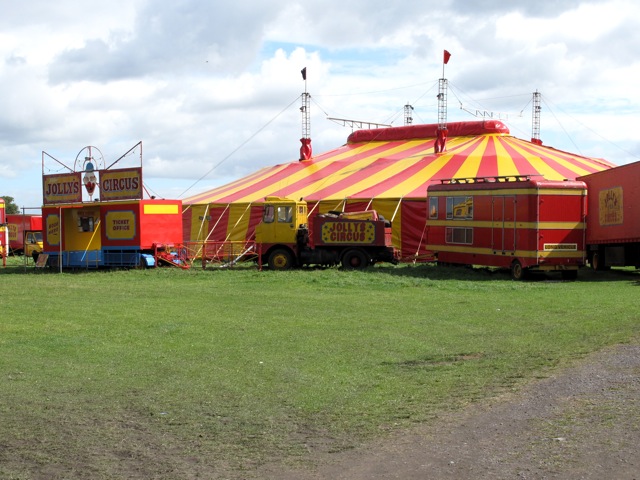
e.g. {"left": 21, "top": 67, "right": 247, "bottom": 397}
{"left": 578, "top": 161, "right": 640, "bottom": 245}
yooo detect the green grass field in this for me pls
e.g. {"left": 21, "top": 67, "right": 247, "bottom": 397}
{"left": 1, "top": 261, "right": 638, "bottom": 478}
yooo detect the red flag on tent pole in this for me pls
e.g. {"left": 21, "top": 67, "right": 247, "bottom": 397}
{"left": 301, "top": 67, "right": 307, "bottom": 80}
{"left": 443, "top": 50, "right": 451, "bottom": 65}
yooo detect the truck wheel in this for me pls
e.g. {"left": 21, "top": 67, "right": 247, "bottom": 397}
{"left": 342, "top": 249, "right": 368, "bottom": 270}
{"left": 32, "top": 251, "right": 40, "bottom": 263}
{"left": 268, "top": 249, "right": 294, "bottom": 270}
{"left": 510, "top": 260, "right": 527, "bottom": 281}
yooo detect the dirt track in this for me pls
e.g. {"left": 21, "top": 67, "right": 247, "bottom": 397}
{"left": 260, "top": 342, "right": 640, "bottom": 479}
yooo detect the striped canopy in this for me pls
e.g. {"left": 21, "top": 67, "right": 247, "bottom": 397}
{"left": 182, "top": 120, "right": 615, "bottom": 260}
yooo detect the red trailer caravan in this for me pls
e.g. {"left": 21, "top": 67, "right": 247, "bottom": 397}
{"left": 425, "top": 176, "right": 587, "bottom": 280}
{"left": 578, "top": 160, "right": 640, "bottom": 269}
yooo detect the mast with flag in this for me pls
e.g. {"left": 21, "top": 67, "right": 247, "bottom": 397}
{"left": 299, "top": 67, "right": 312, "bottom": 160}
{"left": 435, "top": 50, "right": 451, "bottom": 154}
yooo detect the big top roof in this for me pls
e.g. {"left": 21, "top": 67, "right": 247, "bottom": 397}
{"left": 183, "top": 120, "right": 615, "bottom": 206}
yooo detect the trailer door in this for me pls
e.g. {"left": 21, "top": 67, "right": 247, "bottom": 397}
{"left": 492, "top": 196, "right": 516, "bottom": 253}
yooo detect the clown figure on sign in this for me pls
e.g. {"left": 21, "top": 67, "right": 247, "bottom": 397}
{"left": 83, "top": 157, "right": 98, "bottom": 200}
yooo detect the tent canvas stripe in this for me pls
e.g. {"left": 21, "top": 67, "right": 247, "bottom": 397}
{"left": 182, "top": 164, "right": 286, "bottom": 204}
{"left": 421, "top": 137, "right": 488, "bottom": 181}
{"left": 368, "top": 135, "right": 498, "bottom": 198}
{"left": 346, "top": 153, "right": 437, "bottom": 199}
{"left": 218, "top": 162, "right": 312, "bottom": 203}
{"left": 452, "top": 136, "right": 492, "bottom": 178}
{"left": 183, "top": 141, "right": 379, "bottom": 204}
{"left": 301, "top": 140, "right": 436, "bottom": 200}
{"left": 216, "top": 142, "right": 395, "bottom": 203}
{"left": 500, "top": 139, "right": 578, "bottom": 180}
{"left": 494, "top": 137, "right": 520, "bottom": 176}
{"left": 523, "top": 142, "right": 616, "bottom": 174}
{"left": 233, "top": 140, "right": 419, "bottom": 203}
{"left": 226, "top": 203, "right": 253, "bottom": 242}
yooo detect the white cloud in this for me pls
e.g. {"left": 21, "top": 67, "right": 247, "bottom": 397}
{"left": 1, "top": 0, "right": 640, "bottom": 208}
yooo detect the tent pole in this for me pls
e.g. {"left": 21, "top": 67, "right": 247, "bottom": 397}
{"left": 199, "top": 203, "right": 230, "bottom": 264}
{"left": 190, "top": 203, "right": 210, "bottom": 261}
{"left": 212, "top": 202, "right": 253, "bottom": 265}
{"left": 365, "top": 198, "right": 374, "bottom": 211}
{"left": 390, "top": 197, "right": 404, "bottom": 260}
{"left": 390, "top": 196, "right": 403, "bottom": 223}
{"left": 308, "top": 201, "right": 320, "bottom": 215}
{"left": 204, "top": 204, "right": 228, "bottom": 243}
{"left": 197, "top": 204, "right": 210, "bottom": 243}
{"left": 414, "top": 213, "right": 430, "bottom": 264}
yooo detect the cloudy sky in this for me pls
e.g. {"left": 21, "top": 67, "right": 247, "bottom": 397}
{"left": 1, "top": 0, "right": 639, "bottom": 208}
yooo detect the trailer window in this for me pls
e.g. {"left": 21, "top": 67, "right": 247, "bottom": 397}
{"left": 446, "top": 196, "right": 473, "bottom": 219}
{"left": 446, "top": 227, "right": 473, "bottom": 244}
{"left": 429, "top": 197, "right": 438, "bottom": 219}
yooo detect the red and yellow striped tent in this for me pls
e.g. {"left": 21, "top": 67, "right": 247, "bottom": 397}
{"left": 182, "top": 120, "right": 615, "bottom": 260}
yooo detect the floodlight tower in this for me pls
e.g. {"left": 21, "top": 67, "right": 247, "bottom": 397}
{"left": 531, "top": 90, "right": 542, "bottom": 145}
{"left": 404, "top": 104, "right": 414, "bottom": 125}
{"left": 435, "top": 50, "right": 451, "bottom": 154}
{"left": 437, "top": 79, "right": 448, "bottom": 129}
{"left": 299, "top": 67, "right": 312, "bottom": 161}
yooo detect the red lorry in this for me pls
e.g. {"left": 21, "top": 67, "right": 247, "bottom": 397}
{"left": 6, "top": 214, "right": 43, "bottom": 259}
{"left": 578, "top": 160, "right": 640, "bottom": 270}
{"left": 425, "top": 176, "right": 587, "bottom": 280}
{"left": 255, "top": 196, "right": 399, "bottom": 269}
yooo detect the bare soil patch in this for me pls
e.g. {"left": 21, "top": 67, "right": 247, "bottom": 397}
{"left": 260, "top": 342, "right": 640, "bottom": 479}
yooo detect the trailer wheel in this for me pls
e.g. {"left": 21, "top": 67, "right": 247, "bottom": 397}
{"left": 342, "top": 249, "right": 368, "bottom": 270}
{"left": 510, "top": 260, "right": 527, "bottom": 281}
{"left": 268, "top": 249, "right": 294, "bottom": 270}
{"left": 591, "top": 252, "right": 609, "bottom": 271}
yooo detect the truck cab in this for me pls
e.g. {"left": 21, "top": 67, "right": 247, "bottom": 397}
{"left": 24, "top": 230, "right": 43, "bottom": 261}
{"left": 254, "top": 197, "right": 308, "bottom": 269}
{"left": 255, "top": 196, "right": 307, "bottom": 245}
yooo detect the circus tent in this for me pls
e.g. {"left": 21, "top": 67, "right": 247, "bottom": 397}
{"left": 182, "top": 120, "right": 615, "bottom": 261}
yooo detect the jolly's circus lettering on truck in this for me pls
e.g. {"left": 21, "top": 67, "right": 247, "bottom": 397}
{"left": 320, "top": 221, "right": 376, "bottom": 244}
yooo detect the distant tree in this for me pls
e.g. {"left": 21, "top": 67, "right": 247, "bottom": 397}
{"left": 1, "top": 196, "right": 20, "bottom": 214}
